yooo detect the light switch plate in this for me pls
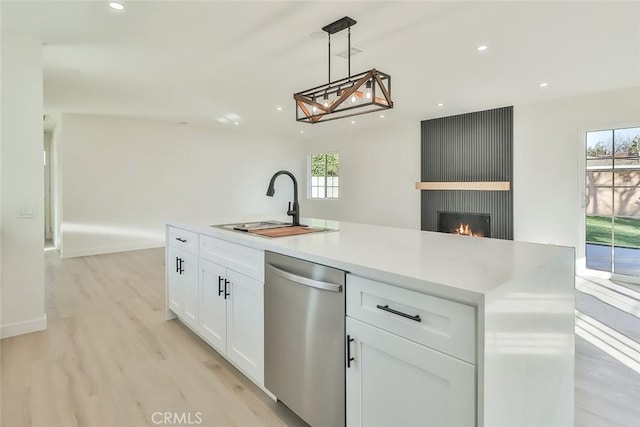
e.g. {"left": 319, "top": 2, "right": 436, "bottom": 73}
{"left": 17, "top": 205, "right": 36, "bottom": 218}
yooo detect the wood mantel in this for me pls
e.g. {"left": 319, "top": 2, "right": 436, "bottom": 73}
{"left": 415, "top": 181, "right": 511, "bottom": 191}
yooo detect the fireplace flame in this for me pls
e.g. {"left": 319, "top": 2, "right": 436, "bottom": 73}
{"left": 453, "top": 223, "right": 485, "bottom": 237}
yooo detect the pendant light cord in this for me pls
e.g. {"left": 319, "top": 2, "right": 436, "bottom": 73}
{"left": 348, "top": 27, "right": 351, "bottom": 77}
{"left": 327, "top": 33, "right": 331, "bottom": 84}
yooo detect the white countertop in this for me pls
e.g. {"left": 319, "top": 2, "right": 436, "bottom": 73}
{"left": 168, "top": 217, "right": 574, "bottom": 305}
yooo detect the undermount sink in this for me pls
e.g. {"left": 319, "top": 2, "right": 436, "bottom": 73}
{"left": 212, "top": 221, "right": 337, "bottom": 238}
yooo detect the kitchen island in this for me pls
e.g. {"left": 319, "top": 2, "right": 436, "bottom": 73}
{"left": 166, "top": 218, "right": 575, "bottom": 427}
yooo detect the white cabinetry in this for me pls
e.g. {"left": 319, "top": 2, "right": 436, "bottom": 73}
{"left": 199, "top": 257, "right": 264, "bottom": 384}
{"left": 166, "top": 227, "right": 199, "bottom": 330}
{"left": 199, "top": 259, "right": 227, "bottom": 352}
{"left": 346, "top": 275, "right": 476, "bottom": 427}
{"left": 166, "top": 228, "right": 265, "bottom": 387}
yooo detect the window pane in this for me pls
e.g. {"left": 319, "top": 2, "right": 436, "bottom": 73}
{"left": 586, "top": 130, "right": 613, "bottom": 159}
{"left": 318, "top": 187, "right": 325, "bottom": 198}
{"left": 311, "top": 187, "right": 318, "bottom": 198}
{"left": 311, "top": 154, "right": 326, "bottom": 177}
{"left": 327, "top": 153, "right": 339, "bottom": 177}
{"left": 613, "top": 127, "right": 640, "bottom": 166}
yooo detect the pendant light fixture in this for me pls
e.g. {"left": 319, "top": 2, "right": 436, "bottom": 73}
{"left": 293, "top": 16, "right": 393, "bottom": 124}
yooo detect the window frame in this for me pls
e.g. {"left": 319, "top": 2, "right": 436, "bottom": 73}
{"left": 308, "top": 152, "right": 340, "bottom": 200}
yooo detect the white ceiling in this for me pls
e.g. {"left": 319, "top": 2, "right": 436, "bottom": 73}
{"left": 3, "top": 0, "right": 639, "bottom": 138}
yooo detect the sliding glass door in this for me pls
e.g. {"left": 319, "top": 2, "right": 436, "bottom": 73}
{"left": 585, "top": 127, "right": 640, "bottom": 278}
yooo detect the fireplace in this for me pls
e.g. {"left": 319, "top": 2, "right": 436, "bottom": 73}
{"left": 438, "top": 211, "right": 491, "bottom": 238}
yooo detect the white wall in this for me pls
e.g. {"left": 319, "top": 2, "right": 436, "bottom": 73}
{"left": 44, "top": 132, "right": 52, "bottom": 240}
{"left": 513, "top": 86, "right": 640, "bottom": 258}
{"left": 50, "top": 121, "right": 62, "bottom": 249}
{"left": 0, "top": 35, "right": 47, "bottom": 338}
{"left": 301, "top": 121, "right": 421, "bottom": 230}
{"left": 300, "top": 86, "right": 640, "bottom": 259}
{"left": 58, "top": 114, "right": 305, "bottom": 258}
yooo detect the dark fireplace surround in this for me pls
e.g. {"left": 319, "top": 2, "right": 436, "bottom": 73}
{"left": 421, "top": 106, "right": 513, "bottom": 240}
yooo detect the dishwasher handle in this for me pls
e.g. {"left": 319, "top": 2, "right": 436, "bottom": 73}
{"left": 267, "top": 264, "right": 343, "bottom": 292}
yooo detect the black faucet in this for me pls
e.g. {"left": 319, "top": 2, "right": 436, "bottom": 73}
{"left": 266, "top": 170, "right": 300, "bottom": 226}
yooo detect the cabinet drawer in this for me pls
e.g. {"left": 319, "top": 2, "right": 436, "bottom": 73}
{"left": 200, "top": 235, "right": 264, "bottom": 281}
{"left": 168, "top": 226, "right": 198, "bottom": 254}
{"left": 346, "top": 275, "right": 476, "bottom": 363}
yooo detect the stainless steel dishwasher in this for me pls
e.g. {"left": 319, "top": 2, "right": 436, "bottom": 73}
{"left": 264, "top": 251, "right": 346, "bottom": 427}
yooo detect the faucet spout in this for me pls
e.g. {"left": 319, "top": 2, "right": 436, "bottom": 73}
{"left": 266, "top": 170, "right": 300, "bottom": 226}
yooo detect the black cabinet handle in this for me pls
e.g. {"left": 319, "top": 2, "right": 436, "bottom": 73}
{"left": 346, "top": 335, "right": 355, "bottom": 368}
{"left": 178, "top": 258, "right": 185, "bottom": 275}
{"left": 175, "top": 237, "right": 187, "bottom": 243}
{"left": 224, "top": 278, "right": 230, "bottom": 299}
{"left": 175, "top": 257, "right": 180, "bottom": 273}
{"left": 376, "top": 304, "right": 422, "bottom": 322}
{"left": 218, "top": 276, "right": 224, "bottom": 296}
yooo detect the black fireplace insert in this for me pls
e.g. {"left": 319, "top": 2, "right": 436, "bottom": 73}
{"left": 438, "top": 211, "right": 491, "bottom": 238}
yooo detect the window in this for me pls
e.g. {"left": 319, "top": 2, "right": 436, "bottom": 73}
{"left": 310, "top": 153, "right": 339, "bottom": 199}
{"left": 585, "top": 126, "right": 640, "bottom": 277}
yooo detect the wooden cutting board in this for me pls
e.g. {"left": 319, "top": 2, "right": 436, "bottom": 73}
{"left": 250, "top": 226, "right": 326, "bottom": 238}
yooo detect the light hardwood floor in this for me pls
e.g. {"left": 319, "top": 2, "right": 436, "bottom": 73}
{"left": 2, "top": 249, "right": 639, "bottom": 426}
{"left": 574, "top": 276, "right": 640, "bottom": 427}
{"left": 1, "top": 248, "right": 306, "bottom": 427}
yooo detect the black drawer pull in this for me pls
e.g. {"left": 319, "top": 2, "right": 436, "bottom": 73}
{"left": 346, "top": 335, "right": 355, "bottom": 368}
{"left": 175, "top": 237, "right": 187, "bottom": 243}
{"left": 224, "top": 279, "right": 230, "bottom": 299}
{"left": 376, "top": 304, "right": 422, "bottom": 322}
{"left": 218, "top": 276, "right": 224, "bottom": 296}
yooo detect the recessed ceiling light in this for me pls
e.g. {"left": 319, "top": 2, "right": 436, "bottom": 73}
{"left": 234, "top": 121, "right": 239, "bottom": 125}
{"left": 276, "top": 107, "right": 283, "bottom": 111}
{"left": 477, "top": 45, "right": 488, "bottom": 52}
{"left": 379, "top": 114, "right": 385, "bottom": 118}
{"left": 539, "top": 82, "right": 549, "bottom": 88}
{"left": 300, "top": 130, "right": 305, "bottom": 134}
{"left": 108, "top": 1, "right": 124, "bottom": 11}
{"left": 351, "top": 120, "right": 356, "bottom": 124}
{"left": 437, "top": 103, "right": 444, "bottom": 107}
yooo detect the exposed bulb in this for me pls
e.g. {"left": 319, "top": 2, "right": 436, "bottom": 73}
{"left": 323, "top": 101, "right": 329, "bottom": 108}
{"left": 312, "top": 105, "right": 318, "bottom": 113}
{"left": 365, "top": 90, "right": 372, "bottom": 100}
{"left": 350, "top": 94, "right": 357, "bottom": 103}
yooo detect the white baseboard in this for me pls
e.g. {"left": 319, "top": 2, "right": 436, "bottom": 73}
{"left": 1, "top": 314, "right": 47, "bottom": 339}
{"left": 61, "top": 241, "right": 164, "bottom": 259}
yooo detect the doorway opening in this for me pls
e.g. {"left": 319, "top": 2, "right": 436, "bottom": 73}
{"left": 585, "top": 126, "right": 640, "bottom": 279}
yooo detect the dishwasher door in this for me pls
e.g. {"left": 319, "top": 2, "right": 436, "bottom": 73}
{"left": 264, "top": 251, "right": 346, "bottom": 427}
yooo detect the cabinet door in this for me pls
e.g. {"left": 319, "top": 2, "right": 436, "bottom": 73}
{"left": 346, "top": 317, "right": 475, "bottom": 427}
{"left": 199, "top": 259, "right": 227, "bottom": 354}
{"left": 225, "top": 269, "right": 264, "bottom": 385}
{"left": 167, "top": 246, "right": 184, "bottom": 316}
{"left": 181, "top": 252, "right": 199, "bottom": 329}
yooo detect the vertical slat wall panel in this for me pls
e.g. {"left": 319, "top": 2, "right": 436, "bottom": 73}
{"left": 420, "top": 106, "right": 513, "bottom": 240}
